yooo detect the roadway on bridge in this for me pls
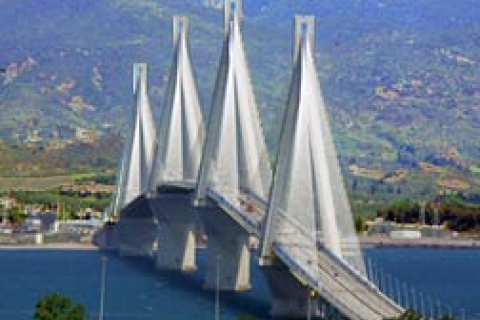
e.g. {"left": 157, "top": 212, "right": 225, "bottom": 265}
{"left": 314, "top": 248, "right": 403, "bottom": 320}
{"left": 207, "top": 188, "right": 403, "bottom": 319}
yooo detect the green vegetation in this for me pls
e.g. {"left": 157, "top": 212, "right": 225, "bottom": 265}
{"left": 354, "top": 214, "right": 367, "bottom": 233}
{"left": 0, "top": 176, "right": 74, "bottom": 192}
{"left": 376, "top": 193, "right": 480, "bottom": 232}
{"left": 72, "top": 172, "right": 116, "bottom": 185}
{"left": 34, "top": 293, "right": 86, "bottom": 320}
{"left": 0, "top": 203, "right": 27, "bottom": 224}
{"left": 0, "top": 134, "right": 122, "bottom": 178}
{"left": 10, "top": 189, "right": 110, "bottom": 218}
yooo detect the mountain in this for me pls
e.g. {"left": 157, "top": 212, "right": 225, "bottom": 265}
{"left": 1, "top": 0, "right": 480, "bottom": 200}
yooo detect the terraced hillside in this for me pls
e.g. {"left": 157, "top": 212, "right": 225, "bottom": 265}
{"left": 1, "top": 0, "right": 480, "bottom": 202}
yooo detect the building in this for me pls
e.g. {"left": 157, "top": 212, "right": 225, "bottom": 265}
{"left": 75, "top": 127, "right": 98, "bottom": 144}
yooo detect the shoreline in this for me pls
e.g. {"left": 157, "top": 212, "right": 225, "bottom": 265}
{"left": 359, "top": 235, "right": 480, "bottom": 249}
{"left": 2, "top": 237, "right": 480, "bottom": 250}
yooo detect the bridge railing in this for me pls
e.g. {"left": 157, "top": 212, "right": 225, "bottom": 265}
{"left": 206, "top": 187, "right": 260, "bottom": 232}
{"left": 365, "top": 257, "right": 468, "bottom": 320}
{"left": 240, "top": 187, "right": 268, "bottom": 208}
{"left": 319, "top": 244, "right": 403, "bottom": 313}
{"left": 272, "top": 243, "right": 320, "bottom": 287}
{"left": 274, "top": 241, "right": 379, "bottom": 320}
{"left": 273, "top": 208, "right": 407, "bottom": 318}
{"left": 161, "top": 179, "right": 197, "bottom": 189}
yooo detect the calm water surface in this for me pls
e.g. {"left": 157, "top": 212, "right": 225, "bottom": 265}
{"left": 0, "top": 248, "right": 478, "bottom": 320}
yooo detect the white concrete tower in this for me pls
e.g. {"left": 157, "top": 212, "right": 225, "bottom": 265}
{"left": 149, "top": 16, "right": 205, "bottom": 191}
{"left": 260, "top": 15, "right": 366, "bottom": 316}
{"left": 195, "top": 0, "right": 271, "bottom": 205}
{"left": 115, "top": 63, "right": 158, "bottom": 256}
{"left": 148, "top": 16, "right": 205, "bottom": 272}
{"left": 114, "top": 63, "right": 156, "bottom": 212}
{"left": 195, "top": 0, "right": 272, "bottom": 291}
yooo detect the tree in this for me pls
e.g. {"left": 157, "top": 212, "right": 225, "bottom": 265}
{"left": 354, "top": 214, "right": 367, "bottom": 233}
{"left": 34, "top": 293, "right": 86, "bottom": 320}
{"left": 7, "top": 205, "right": 27, "bottom": 225}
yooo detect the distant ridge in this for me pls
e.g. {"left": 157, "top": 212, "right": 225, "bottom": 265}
{"left": 1, "top": 0, "right": 479, "bottom": 200}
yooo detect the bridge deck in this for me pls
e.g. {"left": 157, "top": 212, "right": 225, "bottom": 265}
{"left": 203, "top": 188, "right": 403, "bottom": 319}
{"left": 206, "top": 188, "right": 265, "bottom": 234}
{"left": 120, "top": 189, "right": 404, "bottom": 319}
{"left": 316, "top": 248, "right": 402, "bottom": 319}
{"left": 274, "top": 243, "right": 403, "bottom": 320}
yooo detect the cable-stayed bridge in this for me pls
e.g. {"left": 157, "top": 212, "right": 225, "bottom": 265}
{"left": 105, "top": 1, "right": 408, "bottom": 318}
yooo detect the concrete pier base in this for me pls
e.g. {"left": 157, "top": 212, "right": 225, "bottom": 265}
{"left": 117, "top": 195, "right": 157, "bottom": 257}
{"left": 149, "top": 190, "right": 198, "bottom": 272}
{"left": 201, "top": 205, "right": 251, "bottom": 291}
{"left": 92, "top": 222, "right": 120, "bottom": 250}
{"left": 117, "top": 218, "right": 157, "bottom": 256}
{"left": 262, "top": 262, "right": 323, "bottom": 318}
{"left": 155, "top": 221, "right": 196, "bottom": 271}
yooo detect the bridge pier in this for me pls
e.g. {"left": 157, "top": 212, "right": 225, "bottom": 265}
{"left": 93, "top": 222, "right": 119, "bottom": 250}
{"left": 149, "top": 191, "right": 198, "bottom": 272}
{"left": 117, "top": 218, "right": 157, "bottom": 256}
{"left": 262, "top": 261, "right": 323, "bottom": 318}
{"left": 200, "top": 204, "right": 252, "bottom": 291}
{"left": 117, "top": 196, "right": 157, "bottom": 257}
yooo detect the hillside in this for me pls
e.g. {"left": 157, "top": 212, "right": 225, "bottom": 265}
{"left": 1, "top": 0, "right": 480, "bottom": 201}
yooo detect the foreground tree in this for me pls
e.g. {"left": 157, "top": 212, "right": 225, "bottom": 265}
{"left": 34, "top": 293, "right": 86, "bottom": 320}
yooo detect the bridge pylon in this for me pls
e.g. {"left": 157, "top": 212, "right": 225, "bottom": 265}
{"left": 147, "top": 16, "right": 205, "bottom": 272}
{"left": 194, "top": 0, "right": 271, "bottom": 291}
{"left": 116, "top": 63, "right": 158, "bottom": 256}
{"left": 259, "top": 16, "right": 367, "bottom": 317}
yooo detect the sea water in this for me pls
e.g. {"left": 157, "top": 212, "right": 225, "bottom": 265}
{"left": 0, "top": 248, "right": 478, "bottom": 320}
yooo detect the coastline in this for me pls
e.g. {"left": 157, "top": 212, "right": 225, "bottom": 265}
{"left": 359, "top": 235, "right": 480, "bottom": 249}
{"left": 2, "top": 236, "right": 480, "bottom": 250}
